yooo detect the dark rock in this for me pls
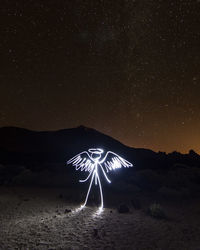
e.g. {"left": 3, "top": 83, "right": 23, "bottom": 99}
{"left": 23, "top": 198, "right": 29, "bottom": 201}
{"left": 93, "top": 228, "right": 98, "bottom": 237}
{"left": 118, "top": 204, "right": 130, "bottom": 213}
{"left": 64, "top": 208, "right": 71, "bottom": 213}
{"left": 55, "top": 209, "right": 61, "bottom": 215}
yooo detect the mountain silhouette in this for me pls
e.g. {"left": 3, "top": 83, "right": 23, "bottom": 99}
{"left": 0, "top": 126, "right": 199, "bottom": 171}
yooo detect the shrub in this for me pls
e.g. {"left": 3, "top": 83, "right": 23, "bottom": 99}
{"left": 147, "top": 203, "right": 166, "bottom": 219}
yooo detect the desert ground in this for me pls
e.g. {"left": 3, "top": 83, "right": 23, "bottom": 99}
{"left": 0, "top": 186, "right": 200, "bottom": 250}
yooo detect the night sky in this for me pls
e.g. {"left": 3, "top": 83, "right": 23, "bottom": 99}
{"left": 0, "top": 0, "right": 200, "bottom": 153}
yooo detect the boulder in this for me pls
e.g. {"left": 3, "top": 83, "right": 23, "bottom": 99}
{"left": 118, "top": 204, "right": 130, "bottom": 213}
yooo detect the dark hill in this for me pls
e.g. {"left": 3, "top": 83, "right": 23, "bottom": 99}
{"left": 0, "top": 126, "right": 199, "bottom": 171}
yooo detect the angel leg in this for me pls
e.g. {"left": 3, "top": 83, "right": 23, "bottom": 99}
{"left": 82, "top": 170, "right": 95, "bottom": 207}
{"left": 97, "top": 173, "right": 103, "bottom": 209}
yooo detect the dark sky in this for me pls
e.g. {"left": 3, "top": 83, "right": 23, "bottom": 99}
{"left": 0, "top": 0, "right": 200, "bottom": 153}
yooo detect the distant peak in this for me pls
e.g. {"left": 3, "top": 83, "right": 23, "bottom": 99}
{"left": 77, "top": 125, "right": 91, "bottom": 131}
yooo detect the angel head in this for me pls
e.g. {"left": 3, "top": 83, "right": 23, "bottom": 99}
{"left": 88, "top": 148, "right": 103, "bottom": 161}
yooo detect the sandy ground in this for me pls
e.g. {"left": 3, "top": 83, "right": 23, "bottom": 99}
{"left": 0, "top": 187, "right": 200, "bottom": 250}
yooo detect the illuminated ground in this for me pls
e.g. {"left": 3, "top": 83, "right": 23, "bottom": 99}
{"left": 0, "top": 187, "right": 200, "bottom": 250}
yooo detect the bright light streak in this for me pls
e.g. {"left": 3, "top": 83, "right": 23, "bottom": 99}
{"left": 67, "top": 148, "right": 133, "bottom": 208}
{"left": 92, "top": 207, "right": 104, "bottom": 218}
{"left": 71, "top": 205, "right": 85, "bottom": 214}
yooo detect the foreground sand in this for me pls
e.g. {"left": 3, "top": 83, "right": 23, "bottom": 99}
{"left": 0, "top": 187, "right": 200, "bottom": 250}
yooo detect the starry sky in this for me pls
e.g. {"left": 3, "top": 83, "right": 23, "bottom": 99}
{"left": 0, "top": 0, "right": 200, "bottom": 153}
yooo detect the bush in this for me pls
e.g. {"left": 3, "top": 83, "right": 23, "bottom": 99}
{"left": 147, "top": 203, "right": 166, "bottom": 219}
{"left": 118, "top": 204, "right": 130, "bottom": 213}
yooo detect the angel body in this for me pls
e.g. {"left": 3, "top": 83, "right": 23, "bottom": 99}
{"left": 67, "top": 148, "right": 133, "bottom": 209}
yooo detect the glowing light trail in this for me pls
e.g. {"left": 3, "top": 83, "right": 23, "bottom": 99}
{"left": 67, "top": 148, "right": 133, "bottom": 208}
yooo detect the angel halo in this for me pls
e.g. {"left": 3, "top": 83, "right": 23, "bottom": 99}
{"left": 67, "top": 148, "right": 133, "bottom": 209}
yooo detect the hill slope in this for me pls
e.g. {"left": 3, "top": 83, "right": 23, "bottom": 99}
{"left": 0, "top": 126, "right": 199, "bottom": 170}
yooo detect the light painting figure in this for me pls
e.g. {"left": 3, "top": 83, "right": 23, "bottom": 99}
{"left": 67, "top": 148, "right": 133, "bottom": 209}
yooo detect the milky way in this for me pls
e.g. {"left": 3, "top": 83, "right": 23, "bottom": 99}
{"left": 0, "top": 0, "right": 200, "bottom": 153}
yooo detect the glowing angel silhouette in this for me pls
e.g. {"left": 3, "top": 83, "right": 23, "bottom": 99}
{"left": 67, "top": 148, "right": 133, "bottom": 209}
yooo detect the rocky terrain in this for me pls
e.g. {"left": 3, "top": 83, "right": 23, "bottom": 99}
{"left": 0, "top": 186, "right": 200, "bottom": 250}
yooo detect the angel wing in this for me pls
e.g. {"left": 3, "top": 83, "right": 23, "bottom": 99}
{"left": 67, "top": 151, "right": 95, "bottom": 172}
{"left": 99, "top": 151, "right": 133, "bottom": 173}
